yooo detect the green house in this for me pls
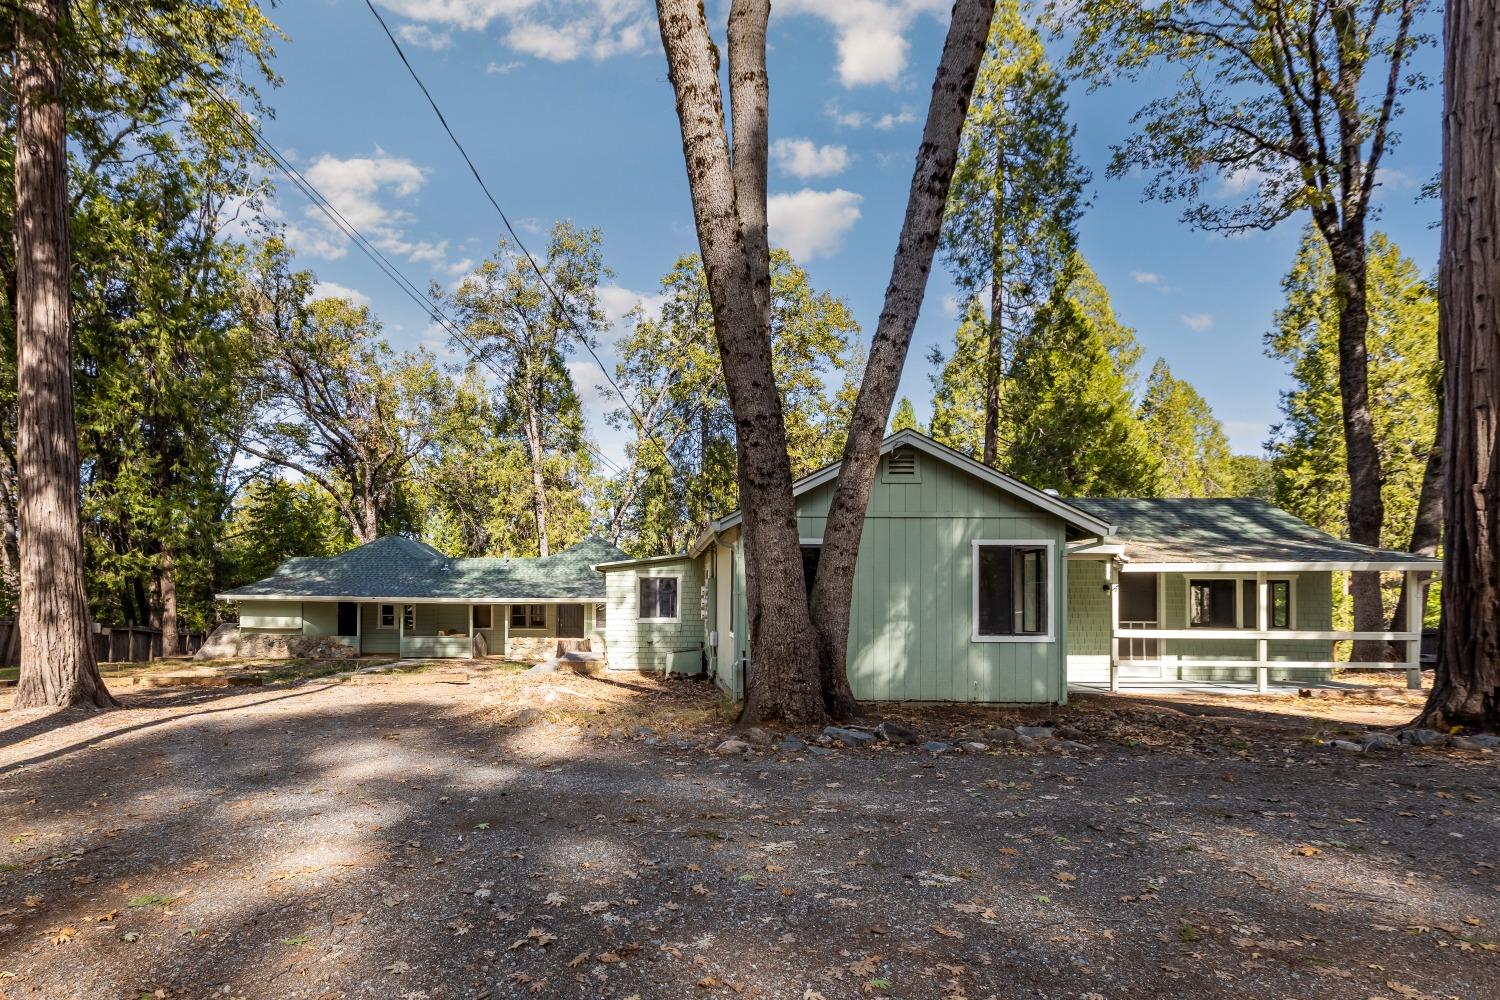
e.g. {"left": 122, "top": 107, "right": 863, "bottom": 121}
{"left": 217, "top": 535, "right": 626, "bottom": 662}
{"left": 596, "top": 430, "right": 1438, "bottom": 703}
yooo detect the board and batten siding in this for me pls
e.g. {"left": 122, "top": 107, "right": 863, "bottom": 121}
{"left": 238, "top": 600, "right": 303, "bottom": 632}
{"left": 359, "top": 602, "right": 399, "bottom": 654}
{"left": 603, "top": 557, "right": 706, "bottom": 674}
{"left": 786, "top": 449, "right": 1070, "bottom": 704}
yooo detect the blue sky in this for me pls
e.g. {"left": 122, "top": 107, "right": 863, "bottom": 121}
{"left": 253, "top": 0, "right": 1443, "bottom": 468}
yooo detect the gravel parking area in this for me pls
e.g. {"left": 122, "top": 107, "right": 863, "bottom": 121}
{"left": 0, "top": 670, "right": 1495, "bottom": 999}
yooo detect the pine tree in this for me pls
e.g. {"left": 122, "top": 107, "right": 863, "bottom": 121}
{"left": 939, "top": 0, "right": 1090, "bottom": 465}
{"left": 1137, "top": 360, "right": 1236, "bottom": 497}
{"left": 890, "top": 397, "right": 922, "bottom": 433}
{"left": 1002, "top": 277, "right": 1160, "bottom": 497}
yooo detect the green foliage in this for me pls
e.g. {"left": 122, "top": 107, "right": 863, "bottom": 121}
{"left": 432, "top": 222, "right": 607, "bottom": 556}
{"left": 889, "top": 397, "right": 922, "bottom": 434}
{"left": 1001, "top": 273, "right": 1161, "bottom": 497}
{"left": 1226, "top": 454, "right": 1276, "bottom": 502}
{"left": 220, "top": 478, "right": 352, "bottom": 591}
{"left": 1137, "top": 360, "right": 1236, "bottom": 497}
{"left": 1267, "top": 229, "right": 1439, "bottom": 545}
{"left": 938, "top": 0, "right": 1090, "bottom": 457}
{"left": 607, "top": 250, "right": 860, "bottom": 555}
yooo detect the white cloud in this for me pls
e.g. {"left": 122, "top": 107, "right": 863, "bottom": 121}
{"left": 311, "top": 281, "right": 371, "bottom": 307}
{"left": 1131, "top": 271, "right": 1161, "bottom": 285}
{"left": 824, "top": 100, "right": 917, "bottom": 130}
{"left": 287, "top": 150, "right": 449, "bottom": 268}
{"left": 767, "top": 188, "right": 863, "bottom": 260}
{"left": 770, "top": 138, "right": 852, "bottom": 179}
{"left": 1216, "top": 165, "right": 1270, "bottom": 197}
{"left": 1180, "top": 312, "right": 1215, "bottom": 332}
{"left": 378, "top": 0, "right": 651, "bottom": 62}
{"left": 486, "top": 59, "right": 523, "bottom": 74}
{"left": 777, "top": 0, "right": 949, "bottom": 87}
{"left": 396, "top": 23, "right": 452, "bottom": 49}
{"left": 598, "top": 284, "right": 667, "bottom": 327}
{"left": 940, "top": 293, "right": 961, "bottom": 319}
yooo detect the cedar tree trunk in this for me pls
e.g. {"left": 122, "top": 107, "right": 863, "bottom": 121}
{"left": 1415, "top": 0, "right": 1500, "bottom": 731}
{"left": 12, "top": 0, "right": 116, "bottom": 710}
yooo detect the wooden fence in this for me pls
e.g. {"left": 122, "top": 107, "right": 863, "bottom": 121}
{"left": 0, "top": 617, "right": 205, "bottom": 668}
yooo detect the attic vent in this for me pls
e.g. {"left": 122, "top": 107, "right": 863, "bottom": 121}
{"left": 882, "top": 447, "right": 920, "bottom": 483}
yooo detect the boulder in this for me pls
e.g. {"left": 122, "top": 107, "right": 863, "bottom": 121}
{"left": 1466, "top": 733, "right": 1500, "bottom": 749}
{"left": 193, "top": 623, "right": 241, "bottom": 661}
{"left": 1400, "top": 728, "right": 1450, "bottom": 748}
{"left": 959, "top": 741, "right": 988, "bottom": 753}
{"left": 1328, "top": 739, "right": 1365, "bottom": 754}
{"left": 715, "top": 739, "right": 752, "bottom": 755}
{"left": 875, "top": 721, "right": 921, "bottom": 745}
{"left": 508, "top": 707, "right": 545, "bottom": 728}
{"left": 1358, "top": 732, "right": 1400, "bottom": 751}
{"left": 740, "top": 727, "right": 775, "bottom": 747}
{"left": 777, "top": 737, "right": 807, "bottom": 752}
{"left": 985, "top": 727, "right": 1020, "bottom": 745}
{"left": 823, "top": 726, "right": 876, "bottom": 748}
{"left": 920, "top": 740, "right": 954, "bottom": 753}
{"left": 1448, "top": 735, "right": 1494, "bottom": 751}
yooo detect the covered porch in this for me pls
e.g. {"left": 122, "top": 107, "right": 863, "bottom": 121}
{"left": 354, "top": 600, "right": 604, "bottom": 661}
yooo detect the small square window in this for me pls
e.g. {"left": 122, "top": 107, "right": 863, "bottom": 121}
{"left": 639, "top": 577, "right": 679, "bottom": 621}
{"left": 510, "top": 604, "right": 546, "bottom": 629}
{"left": 473, "top": 605, "right": 492, "bottom": 630}
{"left": 379, "top": 604, "right": 396, "bottom": 629}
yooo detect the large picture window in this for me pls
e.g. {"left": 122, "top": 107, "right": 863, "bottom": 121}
{"left": 972, "top": 542, "right": 1051, "bottom": 640}
{"left": 1189, "top": 578, "right": 1294, "bottom": 629}
{"left": 638, "top": 576, "right": 679, "bottom": 621}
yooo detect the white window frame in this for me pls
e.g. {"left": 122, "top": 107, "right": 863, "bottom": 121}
{"left": 638, "top": 574, "right": 682, "bottom": 623}
{"left": 472, "top": 604, "right": 493, "bottom": 630}
{"left": 509, "top": 604, "right": 547, "bottom": 630}
{"left": 1184, "top": 574, "right": 1297, "bottom": 630}
{"left": 378, "top": 603, "right": 396, "bottom": 630}
{"left": 971, "top": 538, "right": 1056, "bottom": 643}
{"left": 402, "top": 604, "right": 416, "bottom": 632}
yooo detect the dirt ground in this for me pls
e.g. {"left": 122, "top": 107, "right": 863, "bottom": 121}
{"left": 0, "top": 667, "right": 1495, "bottom": 1000}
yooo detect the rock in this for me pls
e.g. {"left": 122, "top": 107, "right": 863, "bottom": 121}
{"left": 1054, "top": 739, "right": 1090, "bottom": 752}
{"left": 875, "top": 721, "right": 922, "bottom": 745}
{"left": 1016, "top": 725, "right": 1054, "bottom": 739}
{"left": 630, "top": 725, "right": 657, "bottom": 738}
{"left": 193, "top": 622, "right": 240, "bottom": 660}
{"left": 715, "top": 739, "right": 752, "bottom": 755}
{"left": 740, "top": 727, "right": 775, "bottom": 747}
{"left": 777, "top": 737, "right": 806, "bottom": 752}
{"left": 1466, "top": 733, "right": 1500, "bottom": 748}
{"left": 1358, "top": 732, "right": 1400, "bottom": 751}
{"left": 959, "top": 741, "right": 988, "bottom": 753}
{"left": 920, "top": 740, "right": 954, "bottom": 753}
{"left": 1055, "top": 725, "right": 1088, "bottom": 741}
{"left": 1015, "top": 734, "right": 1040, "bottom": 751}
{"left": 823, "top": 726, "right": 876, "bottom": 748}
{"left": 1373, "top": 687, "right": 1406, "bottom": 700}
{"left": 1328, "top": 739, "right": 1365, "bottom": 753}
{"left": 806, "top": 745, "right": 834, "bottom": 757}
{"left": 1448, "top": 735, "right": 1493, "bottom": 751}
{"left": 985, "top": 727, "right": 1020, "bottom": 745}
{"left": 1399, "top": 728, "right": 1449, "bottom": 748}
{"left": 643, "top": 736, "right": 660, "bottom": 747}
{"left": 508, "top": 707, "right": 545, "bottom": 728}
{"left": 607, "top": 728, "right": 626, "bottom": 740}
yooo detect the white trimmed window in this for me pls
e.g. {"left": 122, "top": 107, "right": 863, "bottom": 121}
{"left": 510, "top": 604, "right": 546, "bottom": 629}
{"left": 972, "top": 541, "right": 1052, "bottom": 641}
{"left": 638, "top": 576, "right": 680, "bottom": 622}
{"left": 379, "top": 604, "right": 396, "bottom": 629}
{"left": 402, "top": 604, "right": 416, "bottom": 631}
{"left": 1188, "top": 577, "right": 1295, "bottom": 629}
{"left": 594, "top": 602, "right": 606, "bottom": 629}
{"left": 473, "top": 605, "right": 493, "bottom": 629}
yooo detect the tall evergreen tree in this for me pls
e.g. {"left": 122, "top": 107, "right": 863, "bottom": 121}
{"left": 890, "top": 397, "right": 922, "bottom": 433}
{"left": 1001, "top": 276, "right": 1160, "bottom": 496}
{"left": 939, "top": 0, "right": 1089, "bottom": 466}
{"left": 1137, "top": 360, "right": 1235, "bottom": 497}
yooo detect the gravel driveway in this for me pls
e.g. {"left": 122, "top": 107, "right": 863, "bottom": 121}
{"left": 0, "top": 672, "right": 1495, "bottom": 999}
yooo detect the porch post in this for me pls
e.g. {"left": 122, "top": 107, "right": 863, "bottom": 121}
{"left": 1108, "top": 558, "right": 1121, "bottom": 694}
{"left": 1255, "top": 571, "right": 1269, "bottom": 693}
{"left": 1404, "top": 570, "right": 1423, "bottom": 690}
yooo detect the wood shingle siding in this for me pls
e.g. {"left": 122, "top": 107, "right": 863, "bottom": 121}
{"left": 602, "top": 557, "right": 706, "bottom": 674}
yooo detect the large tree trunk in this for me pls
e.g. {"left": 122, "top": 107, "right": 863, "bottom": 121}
{"left": 810, "top": 0, "right": 996, "bottom": 719}
{"left": 657, "top": 0, "right": 825, "bottom": 726}
{"left": 1328, "top": 231, "right": 1388, "bottom": 664}
{"left": 12, "top": 0, "right": 116, "bottom": 711}
{"left": 1415, "top": 0, "right": 1500, "bottom": 731}
{"left": 158, "top": 548, "right": 179, "bottom": 658}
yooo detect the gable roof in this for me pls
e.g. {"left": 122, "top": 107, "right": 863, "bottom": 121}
{"left": 1071, "top": 498, "right": 1440, "bottom": 570}
{"left": 217, "top": 535, "right": 628, "bottom": 602}
{"left": 689, "top": 430, "right": 1115, "bottom": 556}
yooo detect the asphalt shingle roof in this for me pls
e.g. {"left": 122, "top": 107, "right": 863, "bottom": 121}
{"left": 1071, "top": 497, "right": 1437, "bottom": 566}
{"left": 220, "top": 535, "right": 627, "bottom": 601}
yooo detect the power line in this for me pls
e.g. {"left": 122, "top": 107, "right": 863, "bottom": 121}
{"left": 360, "top": 0, "right": 682, "bottom": 483}
{"left": 114, "top": 1, "right": 629, "bottom": 480}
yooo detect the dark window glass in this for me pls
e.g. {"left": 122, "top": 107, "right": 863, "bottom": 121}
{"left": 639, "top": 577, "right": 679, "bottom": 619}
{"left": 473, "top": 605, "right": 492, "bottom": 630}
{"left": 1190, "top": 580, "right": 1238, "bottom": 627}
{"left": 975, "top": 544, "right": 1047, "bottom": 637}
{"left": 1270, "top": 580, "right": 1292, "bottom": 629}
